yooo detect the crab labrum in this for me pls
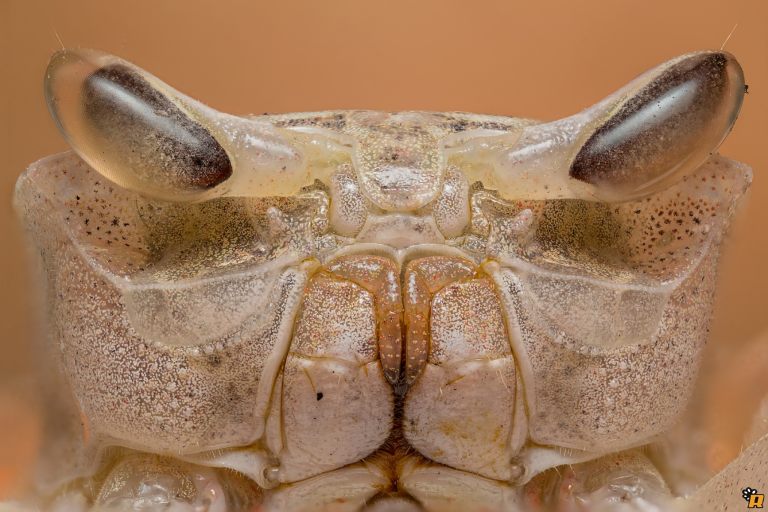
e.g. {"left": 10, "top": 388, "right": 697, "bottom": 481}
{"left": 10, "top": 49, "right": 764, "bottom": 511}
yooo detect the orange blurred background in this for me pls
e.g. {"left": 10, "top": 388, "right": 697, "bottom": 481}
{"left": 1, "top": 0, "right": 766, "bottom": 500}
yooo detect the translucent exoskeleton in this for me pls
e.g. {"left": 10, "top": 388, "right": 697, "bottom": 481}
{"left": 6, "top": 48, "right": 766, "bottom": 512}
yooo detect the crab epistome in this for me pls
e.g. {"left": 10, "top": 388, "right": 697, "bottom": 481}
{"left": 8, "top": 48, "right": 768, "bottom": 511}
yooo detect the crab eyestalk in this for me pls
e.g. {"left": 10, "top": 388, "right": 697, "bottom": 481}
{"left": 455, "top": 51, "right": 745, "bottom": 202}
{"left": 45, "top": 49, "right": 312, "bottom": 202}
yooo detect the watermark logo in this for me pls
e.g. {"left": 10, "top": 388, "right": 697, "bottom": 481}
{"left": 743, "top": 487, "right": 765, "bottom": 509}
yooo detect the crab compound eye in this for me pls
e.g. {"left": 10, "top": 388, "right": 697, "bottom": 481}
{"left": 45, "top": 49, "right": 233, "bottom": 201}
{"left": 451, "top": 51, "right": 745, "bottom": 204}
{"left": 569, "top": 52, "right": 745, "bottom": 200}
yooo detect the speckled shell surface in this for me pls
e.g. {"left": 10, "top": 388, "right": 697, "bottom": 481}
{"left": 10, "top": 48, "right": 759, "bottom": 512}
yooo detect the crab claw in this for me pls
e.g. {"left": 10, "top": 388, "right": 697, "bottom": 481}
{"left": 452, "top": 51, "right": 745, "bottom": 202}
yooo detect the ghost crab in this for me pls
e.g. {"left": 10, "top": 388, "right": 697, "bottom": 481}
{"left": 9, "top": 48, "right": 767, "bottom": 511}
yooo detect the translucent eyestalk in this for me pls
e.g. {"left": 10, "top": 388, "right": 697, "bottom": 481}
{"left": 452, "top": 51, "right": 745, "bottom": 202}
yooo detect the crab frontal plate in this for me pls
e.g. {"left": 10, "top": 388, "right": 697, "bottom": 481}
{"left": 12, "top": 48, "right": 754, "bottom": 511}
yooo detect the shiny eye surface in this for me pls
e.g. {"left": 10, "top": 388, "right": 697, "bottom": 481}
{"left": 46, "top": 50, "right": 233, "bottom": 201}
{"left": 82, "top": 64, "right": 233, "bottom": 191}
{"left": 451, "top": 51, "right": 745, "bottom": 204}
{"left": 570, "top": 52, "right": 744, "bottom": 200}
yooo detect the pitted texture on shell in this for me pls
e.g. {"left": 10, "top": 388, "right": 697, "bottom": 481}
{"left": 430, "top": 167, "right": 470, "bottom": 238}
{"left": 14, "top": 147, "right": 751, "bottom": 511}
{"left": 51, "top": 250, "right": 307, "bottom": 453}
{"left": 404, "top": 263, "right": 521, "bottom": 481}
{"left": 491, "top": 248, "right": 716, "bottom": 452}
{"left": 330, "top": 164, "right": 369, "bottom": 237}
{"left": 473, "top": 156, "right": 749, "bottom": 283}
{"left": 16, "top": 155, "right": 318, "bottom": 454}
{"left": 474, "top": 158, "right": 749, "bottom": 452}
{"left": 349, "top": 112, "right": 446, "bottom": 212}
{"left": 275, "top": 272, "right": 393, "bottom": 482}
{"left": 17, "top": 45, "right": 753, "bottom": 510}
